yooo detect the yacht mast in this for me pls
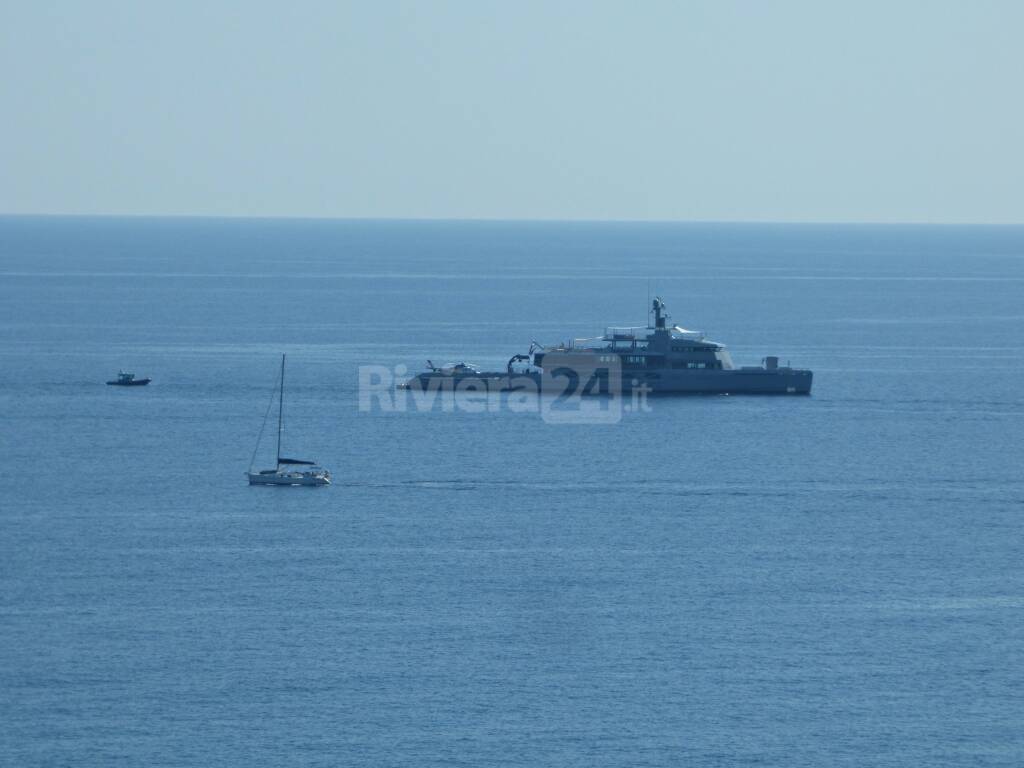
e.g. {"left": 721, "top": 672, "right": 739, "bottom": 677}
{"left": 276, "top": 354, "right": 285, "bottom": 467}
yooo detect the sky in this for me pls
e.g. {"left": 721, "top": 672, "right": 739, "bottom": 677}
{"left": 1, "top": 1, "right": 1022, "bottom": 223}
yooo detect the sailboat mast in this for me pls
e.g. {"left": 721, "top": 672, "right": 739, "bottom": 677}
{"left": 276, "top": 354, "right": 285, "bottom": 467}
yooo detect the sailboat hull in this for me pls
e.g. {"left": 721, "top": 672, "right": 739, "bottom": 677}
{"left": 247, "top": 471, "right": 331, "bottom": 487}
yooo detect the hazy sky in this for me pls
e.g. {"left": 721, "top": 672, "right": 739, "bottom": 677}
{"left": 1, "top": 1, "right": 1021, "bottom": 222}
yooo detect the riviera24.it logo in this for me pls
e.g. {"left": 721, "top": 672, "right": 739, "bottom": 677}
{"left": 359, "top": 356, "right": 649, "bottom": 424}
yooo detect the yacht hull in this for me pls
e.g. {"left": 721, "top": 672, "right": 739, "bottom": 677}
{"left": 403, "top": 369, "right": 812, "bottom": 395}
{"left": 247, "top": 471, "right": 331, "bottom": 486}
{"left": 629, "top": 368, "right": 812, "bottom": 394}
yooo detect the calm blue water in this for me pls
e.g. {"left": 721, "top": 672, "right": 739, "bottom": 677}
{"left": 1, "top": 217, "right": 1023, "bottom": 766}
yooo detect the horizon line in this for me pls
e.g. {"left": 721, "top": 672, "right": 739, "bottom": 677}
{"left": 2, "top": 212, "right": 1023, "bottom": 228}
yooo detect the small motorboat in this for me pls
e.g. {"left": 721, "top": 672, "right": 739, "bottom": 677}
{"left": 106, "top": 371, "right": 151, "bottom": 386}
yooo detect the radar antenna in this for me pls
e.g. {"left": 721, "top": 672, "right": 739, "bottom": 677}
{"left": 652, "top": 296, "right": 668, "bottom": 330}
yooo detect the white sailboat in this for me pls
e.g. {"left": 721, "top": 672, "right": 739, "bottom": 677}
{"left": 247, "top": 354, "right": 331, "bottom": 487}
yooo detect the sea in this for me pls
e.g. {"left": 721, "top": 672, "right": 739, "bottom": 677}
{"left": 1, "top": 217, "right": 1022, "bottom": 766}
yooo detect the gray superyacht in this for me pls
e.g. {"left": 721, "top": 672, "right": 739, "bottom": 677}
{"left": 404, "top": 297, "right": 812, "bottom": 395}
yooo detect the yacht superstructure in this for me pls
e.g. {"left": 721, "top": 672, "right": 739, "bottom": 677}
{"left": 531, "top": 298, "right": 812, "bottom": 394}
